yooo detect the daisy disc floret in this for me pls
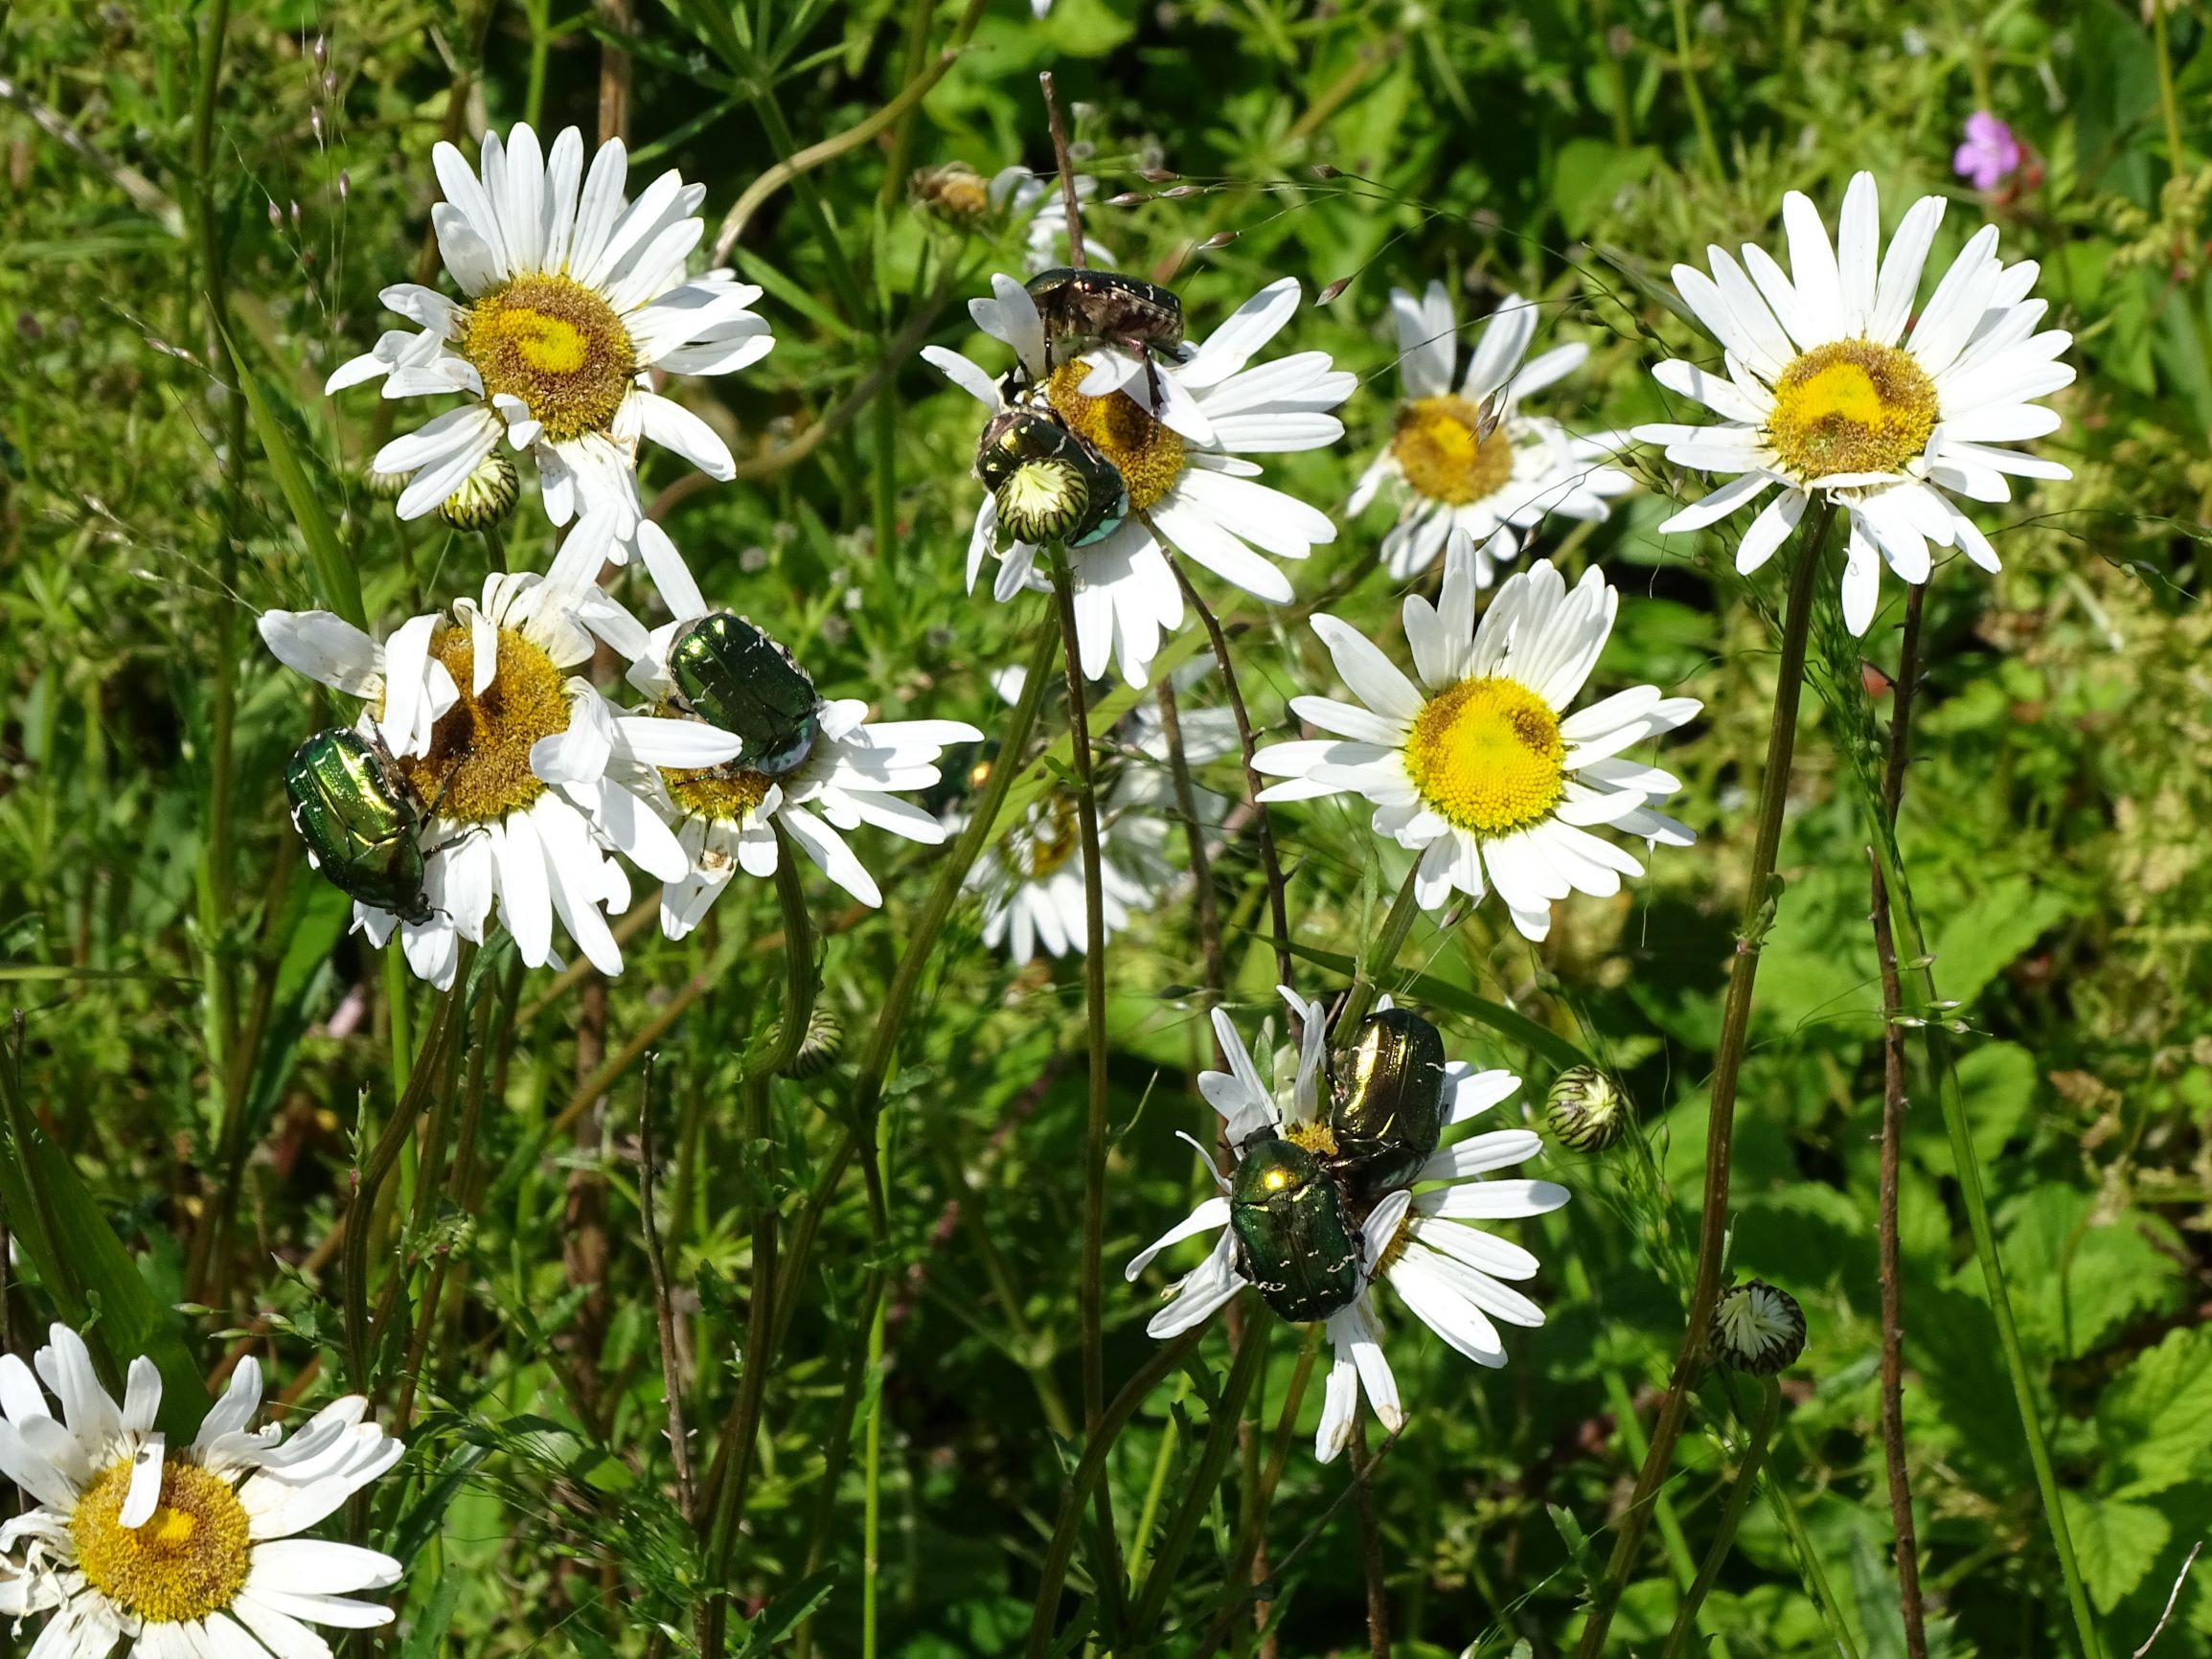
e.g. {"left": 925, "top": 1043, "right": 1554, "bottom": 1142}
{"left": 1633, "top": 170, "right": 2074, "bottom": 633}
{"left": 1126, "top": 990, "right": 1568, "bottom": 1462}
{"left": 1253, "top": 534, "right": 1699, "bottom": 941}
{"left": 925, "top": 273, "right": 1352, "bottom": 687}
{"left": 1351, "top": 284, "right": 1632, "bottom": 581}
{"left": 327, "top": 123, "right": 775, "bottom": 614}
{"left": 262, "top": 551, "right": 739, "bottom": 986}
{"left": 0, "top": 1325, "right": 402, "bottom": 1657}
{"left": 625, "top": 609, "right": 982, "bottom": 934}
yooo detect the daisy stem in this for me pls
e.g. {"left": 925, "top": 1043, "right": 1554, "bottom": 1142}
{"left": 1870, "top": 587, "right": 1928, "bottom": 1659}
{"left": 1336, "top": 863, "right": 1425, "bottom": 1033}
{"left": 1024, "top": 1322, "right": 1212, "bottom": 1659}
{"left": 1046, "top": 542, "right": 1132, "bottom": 1633}
{"left": 1572, "top": 496, "right": 1836, "bottom": 1659}
{"left": 1657, "top": 1377, "right": 1780, "bottom": 1659}
{"left": 342, "top": 943, "right": 473, "bottom": 1393}
{"left": 1126, "top": 1313, "right": 1271, "bottom": 1641}
{"left": 1170, "top": 556, "right": 1299, "bottom": 1011}
{"left": 697, "top": 822, "right": 816, "bottom": 1659}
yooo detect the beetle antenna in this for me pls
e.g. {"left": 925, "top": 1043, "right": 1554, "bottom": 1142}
{"left": 1038, "top": 72, "right": 1086, "bottom": 271}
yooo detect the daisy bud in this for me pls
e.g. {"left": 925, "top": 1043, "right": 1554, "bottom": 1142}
{"left": 1544, "top": 1065, "right": 1626, "bottom": 1153}
{"left": 362, "top": 464, "right": 411, "bottom": 499}
{"left": 438, "top": 448, "right": 519, "bottom": 530}
{"left": 770, "top": 1007, "right": 844, "bottom": 1079}
{"left": 993, "top": 456, "right": 1093, "bottom": 546}
{"left": 1710, "top": 1280, "right": 1807, "bottom": 1375}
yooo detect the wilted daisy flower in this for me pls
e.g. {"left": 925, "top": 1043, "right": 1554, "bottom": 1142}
{"left": 1633, "top": 170, "right": 2073, "bottom": 633}
{"left": 262, "top": 555, "right": 734, "bottom": 985}
{"left": 1127, "top": 990, "right": 1566, "bottom": 1462}
{"left": 623, "top": 611, "right": 982, "bottom": 932}
{"left": 925, "top": 273, "right": 1351, "bottom": 686}
{"left": 1352, "top": 284, "right": 1632, "bottom": 581}
{"left": 327, "top": 123, "right": 774, "bottom": 611}
{"left": 0, "top": 1325, "right": 401, "bottom": 1657}
{"left": 1254, "top": 533, "right": 1697, "bottom": 940}
{"left": 961, "top": 664, "right": 1234, "bottom": 966}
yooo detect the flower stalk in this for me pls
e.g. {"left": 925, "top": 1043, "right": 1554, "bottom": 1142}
{"left": 1575, "top": 498, "right": 1836, "bottom": 1657}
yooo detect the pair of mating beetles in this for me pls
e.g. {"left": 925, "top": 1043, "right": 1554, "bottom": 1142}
{"left": 1229, "top": 1008, "right": 1450, "bottom": 1326}
{"left": 972, "top": 267, "right": 1186, "bottom": 550}
{"left": 284, "top": 613, "right": 818, "bottom": 927}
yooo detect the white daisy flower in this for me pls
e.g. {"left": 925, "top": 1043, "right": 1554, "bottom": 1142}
{"left": 1632, "top": 170, "right": 2074, "bottom": 633}
{"left": 924, "top": 273, "right": 1353, "bottom": 687}
{"left": 261, "top": 551, "right": 737, "bottom": 986}
{"left": 961, "top": 664, "right": 1236, "bottom": 966}
{"left": 1252, "top": 533, "right": 1699, "bottom": 942}
{"left": 1351, "top": 284, "right": 1633, "bottom": 582}
{"left": 326, "top": 122, "right": 775, "bottom": 615}
{"left": 0, "top": 1324, "right": 403, "bottom": 1657}
{"left": 1126, "top": 990, "right": 1566, "bottom": 1462}
{"left": 623, "top": 611, "right": 983, "bottom": 934}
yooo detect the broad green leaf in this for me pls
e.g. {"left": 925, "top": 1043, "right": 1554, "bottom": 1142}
{"left": 1995, "top": 1184, "right": 2180, "bottom": 1360}
{"left": 2097, "top": 1327, "right": 2212, "bottom": 1498}
{"left": 1927, "top": 877, "right": 2070, "bottom": 1011}
{"left": 1907, "top": 1040, "right": 2034, "bottom": 1177}
{"left": 2060, "top": 1491, "right": 2169, "bottom": 1614}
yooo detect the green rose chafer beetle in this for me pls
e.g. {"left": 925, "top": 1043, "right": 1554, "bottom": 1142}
{"left": 285, "top": 727, "right": 435, "bottom": 925}
{"left": 973, "top": 406, "right": 1129, "bottom": 548}
{"left": 1228, "top": 1137, "right": 1362, "bottom": 1325}
{"left": 667, "top": 612, "right": 820, "bottom": 777}
{"left": 1327, "top": 1008, "right": 1448, "bottom": 1205}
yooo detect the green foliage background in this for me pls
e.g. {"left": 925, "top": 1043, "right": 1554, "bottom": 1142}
{"left": 4, "top": 0, "right": 2211, "bottom": 1653}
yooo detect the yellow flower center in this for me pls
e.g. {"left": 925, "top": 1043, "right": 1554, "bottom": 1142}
{"left": 72, "top": 1457, "right": 252, "bottom": 1624}
{"left": 1763, "top": 339, "right": 1939, "bottom": 481}
{"left": 1390, "top": 396, "right": 1514, "bottom": 505}
{"left": 1011, "top": 789, "right": 1083, "bottom": 880}
{"left": 392, "top": 624, "right": 571, "bottom": 824}
{"left": 1285, "top": 1119, "right": 1338, "bottom": 1158}
{"left": 664, "top": 765, "right": 775, "bottom": 825}
{"left": 1402, "top": 675, "right": 1566, "bottom": 837}
{"left": 1045, "top": 360, "right": 1186, "bottom": 511}
{"left": 459, "top": 272, "right": 636, "bottom": 443}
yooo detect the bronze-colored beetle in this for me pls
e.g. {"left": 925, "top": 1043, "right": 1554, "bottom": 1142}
{"left": 1328, "top": 1008, "right": 1448, "bottom": 1203}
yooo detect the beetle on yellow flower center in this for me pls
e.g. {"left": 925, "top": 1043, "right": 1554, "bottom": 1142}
{"left": 1044, "top": 360, "right": 1187, "bottom": 512}
{"left": 1764, "top": 339, "right": 1939, "bottom": 481}
{"left": 388, "top": 625, "right": 573, "bottom": 824}
{"left": 1402, "top": 676, "right": 1567, "bottom": 837}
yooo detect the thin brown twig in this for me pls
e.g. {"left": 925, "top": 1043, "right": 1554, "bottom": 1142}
{"left": 1348, "top": 1421, "right": 1392, "bottom": 1659}
{"left": 1872, "top": 580, "right": 1929, "bottom": 1659}
{"left": 1039, "top": 72, "right": 1085, "bottom": 270}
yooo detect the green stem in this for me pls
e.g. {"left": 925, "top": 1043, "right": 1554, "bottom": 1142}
{"left": 1669, "top": 0, "right": 1723, "bottom": 176}
{"left": 2152, "top": 0, "right": 2188, "bottom": 184}
{"left": 1125, "top": 1386, "right": 1183, "bottom": 1591}
{"left": 1574, "top": 500, "right": 1836, "bottom": 1658}
{"left": 1022, "top": 1325, "right": 1211, "bottom": 1659}
{"left": 861, "top": 1277, "right": 887, "bottom": 1659}
{"left": 1129, "top": 1319, "right": 1272, "bottom": 1645}
{"left": 1336, "top": 864, "right": 1424, "bottom": 1032}
{"left": 1660, "top": 1379, "right": 1780, "bottom": 1659}
{"left": 1192, "top": 1325, "right": 1324, "bottom": 1653}
{"left": 698, "top": 825, "right": 817, "bottom": 1659}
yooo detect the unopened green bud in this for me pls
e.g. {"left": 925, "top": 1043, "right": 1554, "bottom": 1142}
{"left": 994, "top": 456, "right": 1091, "bottom": 546}
{"left": 363, "top": 465, "right": 411, "bottom": 500}
{"left": 439, "top": 448, "right": 518, "bottom": 530}
{"left": 1711, "top": 1279, "right": 1806, "bottom": 1374}
{"left": 1544, "top": 1065, "right": 1626, "bottom": 1152}
{"left": 769, "top": 1006, "right": 843, "bottom": 1079}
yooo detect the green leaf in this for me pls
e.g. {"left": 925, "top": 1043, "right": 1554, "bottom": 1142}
{"left": 1281, "top": 941, "right": 1594, "bottom": 1073}
{"left": 217, "top": 322, "right": 367, "bottom": 629}
{"left": 2061, "top": 1491, "right": 2169, "bottom": 1614}
{"left": 1551, "top": 138, "right": 1658, "bottom": 239}
{"left": 2097, "top": 1328, "right": 2212, "bottom": 1499}
{"left": 398, "top": 1574, "right": 464, "bottom": 1659}
{"left": 388, "top": 1443, "right": 490, "bottom": 1566}
{"left": 735, "top": 1569, "right": 840, "bottom": 1656}
{"left": 1908, "top": 1041, "right": 2034, "bottom": 1177}
{"left": 1927, "top": 877, "right": 2070, "bottom": 1012}
{"left": 1995, "top": 1184, "right": 2180, "bottom": 1359}
{"left": 0, "top": 1058, "right": 211, "bottom": 1437}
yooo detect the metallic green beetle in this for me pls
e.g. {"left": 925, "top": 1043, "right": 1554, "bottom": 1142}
{"left": 668, "top": 613, "right": 819, "bottom": 777}
{"left": 1328, "top": 1008, "right": 1448, "bottom": 1203}
{"left": 285, "top": 728, "right": 434, "bottom": 925}
{"left": 974, "top": 407, "right": 1129, "bottom": 549}
{"left": 1228, "top": 1138, "right": 1362, "bottom": 1325}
